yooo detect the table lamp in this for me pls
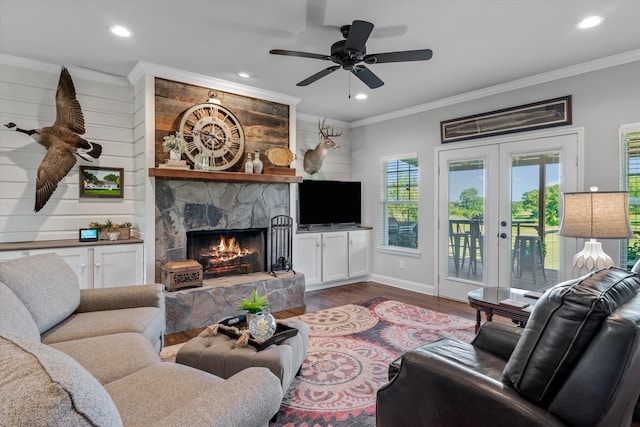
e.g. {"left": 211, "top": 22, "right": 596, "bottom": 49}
{"left": 559, "top": 188, "right": 633, "bottom": 274}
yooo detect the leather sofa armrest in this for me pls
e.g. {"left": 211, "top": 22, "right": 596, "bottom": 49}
{"left": 471, "top": 321, "right": 523, "bottom": 360}
{"left": 76, "top": 284, "right": 165, "bottom": 313}
{"left": 376, "top": 345, "right": 564, "bottom": 427}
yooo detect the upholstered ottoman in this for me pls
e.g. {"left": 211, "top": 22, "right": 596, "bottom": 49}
{"left": 176, "top": 318, "right": 309, "bottom": 392}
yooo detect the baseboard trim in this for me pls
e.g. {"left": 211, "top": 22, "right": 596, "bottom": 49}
{"left": 304, "top": 275, "right": 372, "bottom": 292}
{"left": 369, "top": 274, "right": 435, "bottom": 295}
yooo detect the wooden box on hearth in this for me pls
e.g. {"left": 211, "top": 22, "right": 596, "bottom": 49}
{"left": 161, "top": 260, "right": 203, "bottom": 291}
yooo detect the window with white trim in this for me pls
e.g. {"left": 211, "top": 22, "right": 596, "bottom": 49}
{"left": 620, "top": 124, "right": 640, "bottom": 268}
{"left": 381, "top": 155, "right": 419, "bottom": 249}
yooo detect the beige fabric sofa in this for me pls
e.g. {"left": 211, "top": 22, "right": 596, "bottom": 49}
{"left": 0, "top": 253, "right": 283, "bottom": 427}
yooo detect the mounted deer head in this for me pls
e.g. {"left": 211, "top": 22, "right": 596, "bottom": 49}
{"left": 303, "top": 119, "right": 342, "bottom": 175}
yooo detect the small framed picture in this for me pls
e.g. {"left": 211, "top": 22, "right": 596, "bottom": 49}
{"left": 79, "top": 166, "right": 124, "bottom": 199}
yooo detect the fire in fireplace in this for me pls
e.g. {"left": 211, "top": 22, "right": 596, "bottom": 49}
{"left": 187, "top": 229, "right": 267, "bottom": 279}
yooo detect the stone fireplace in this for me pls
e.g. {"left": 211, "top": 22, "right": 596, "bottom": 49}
{"left": 155, "top": 178, "right": 305, "bottom": 334}
{"left": 155, "top": 179, "right": 290, "bottom": 280}
{"left": 186, "top": 228, "right": 267, "bottom": 279}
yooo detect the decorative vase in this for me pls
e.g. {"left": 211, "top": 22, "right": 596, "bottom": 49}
{"left": 244, "top": 152, "right": 254, "bottom": 173}
{"left": 248, "top": 311, "right": 276, "bottom": 340}
{"left": 252, "top": 150, "right": 263, "bottom": 174}
{"left": 169, "top": 150, "right": 181, "bottom": 160}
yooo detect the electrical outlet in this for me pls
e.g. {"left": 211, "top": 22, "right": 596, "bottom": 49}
{"left": 399, "top": 260, "right": 404, "bottom": 269}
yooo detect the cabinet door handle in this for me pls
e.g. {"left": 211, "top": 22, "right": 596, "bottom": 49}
{"left": 80, "top": 263, "right": 86, "bottom": 270}
{"left": 95, "top": 261, "right": 101, "bottom": 269}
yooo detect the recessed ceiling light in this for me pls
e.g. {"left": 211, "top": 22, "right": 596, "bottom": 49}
{"left": 355, "top": 93, "right": 368, "bottom": 100}
{"left": 236, "top": 71, "right": 254, "bottom": 78}
{"left": 577, "top": 15, "right": 604, "bottom": 29}
{"left": 109, "top": 25, "right": 132, "bottom": 37}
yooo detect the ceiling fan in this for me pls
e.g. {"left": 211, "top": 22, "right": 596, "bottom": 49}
{"left": 270, "top": 20, "right": 433, "bottom": 89}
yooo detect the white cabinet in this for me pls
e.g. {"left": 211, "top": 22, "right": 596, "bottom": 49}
{"left": 296, "top": 233, "right": 322, "bottom": 285}
{"left": 321, "top": 231, "right": 349, "bottom": 282}
{"left": 0, "top": 242, "right": 143, "bottom": 289}
{"left": 296, "top": 229, "right": 371, "bottom": 286}
{"left": 93, "top": 244, "right": 143, "bottom": 288}
{"left": 348, "top": 229, "right": 371, "bottom": 278}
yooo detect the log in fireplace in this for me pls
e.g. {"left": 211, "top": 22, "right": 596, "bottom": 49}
{"left": 187, "top": 229, "right": 267, "bottom": 279}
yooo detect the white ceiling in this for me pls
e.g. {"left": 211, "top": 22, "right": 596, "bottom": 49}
{"left": 1, "top": 0, "right": 639, "bottom": 123}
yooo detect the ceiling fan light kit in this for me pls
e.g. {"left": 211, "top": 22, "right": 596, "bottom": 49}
{"left": 270, "top": 19, "right": 433, "bottom": 89}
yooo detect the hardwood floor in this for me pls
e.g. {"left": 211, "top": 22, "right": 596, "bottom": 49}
{"left": 165, "top": 281, "right": 485, "bottom": 346}
{"left": 164, "top": 281, "right": 640, "bottom": 426}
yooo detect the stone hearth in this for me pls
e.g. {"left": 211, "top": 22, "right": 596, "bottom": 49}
{"left": 164, "top": 272, "right": 305, "bottom": 334}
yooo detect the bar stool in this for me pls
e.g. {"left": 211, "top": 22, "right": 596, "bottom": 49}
{"left": 449, "top": 220, "right": 469, "bottom": 274}
{"left": 513, "top": 235, "right": 547, "bottom": 284}
{"left": 467, "top": 221, "right": 483, "bottom": 276}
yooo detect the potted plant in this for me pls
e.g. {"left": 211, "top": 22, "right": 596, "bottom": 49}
{"left": 239, "top": 288, "right": 269, "bottom": 324}
{"left": 163, "top": 133, "right": 187, "bottom": 160}
{"left": 89, "top": 220, "right": 133, "bottom": 240}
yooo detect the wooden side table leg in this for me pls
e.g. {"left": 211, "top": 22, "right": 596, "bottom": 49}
{"left": 475, "top": 309, "right": 482, "bottom": 333}
{"left": 486, "top": 309, "right": 493, "bottom": 322}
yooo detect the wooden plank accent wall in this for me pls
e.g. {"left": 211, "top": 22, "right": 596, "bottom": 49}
{"left": 154, "top": 78, "right": 290, "bottom": 171}
{"left": 0, "top": 57, "right": 135, "bottom": 243}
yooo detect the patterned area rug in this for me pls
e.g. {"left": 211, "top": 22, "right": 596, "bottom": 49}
{"left": 271, "top": 297, "right": 475, "bottom": 427}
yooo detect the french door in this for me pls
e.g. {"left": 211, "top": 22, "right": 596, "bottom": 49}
{"left": 437, "top": 132, "right": 579, "bottom": 301}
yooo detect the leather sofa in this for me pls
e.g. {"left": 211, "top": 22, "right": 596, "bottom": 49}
{"left": 0, "top": 253, "right": 283, "bottom": 426}
{"left": 376, "top": 267, "right": 640, "bottom": 427}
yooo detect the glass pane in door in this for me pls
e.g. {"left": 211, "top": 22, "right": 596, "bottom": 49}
{"left": 447, "top": 159, "right": 485, "bottom": 283}
{"left": 509, "top": 153, "right": 560, "bottom": 290}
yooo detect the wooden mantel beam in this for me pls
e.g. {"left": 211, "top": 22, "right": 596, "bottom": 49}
{"left": 148, "top": 168, "right": 302, "bottom": 184}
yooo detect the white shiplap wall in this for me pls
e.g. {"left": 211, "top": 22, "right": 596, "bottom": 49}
{"left": 295, "top": 115, "right": 351, "bottom": 181}
{"left": 0, "top": 55, "right": 134, "bottom": 243}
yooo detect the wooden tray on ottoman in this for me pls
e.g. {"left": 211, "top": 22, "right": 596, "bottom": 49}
{"left": 219, "top": 315, "right": 298, "bottom": 351}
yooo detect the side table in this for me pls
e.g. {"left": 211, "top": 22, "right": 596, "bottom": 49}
{"left": 467, "top": 287, "right": 540, "bottom": 333}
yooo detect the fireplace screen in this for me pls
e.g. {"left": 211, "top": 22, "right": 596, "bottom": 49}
{"left": 187, "top": 228, "right": 266, "bottom": 279}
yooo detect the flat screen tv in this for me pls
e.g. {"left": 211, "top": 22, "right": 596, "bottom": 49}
{"left": 298, "top": 180, "right": 361, "bottom": 227}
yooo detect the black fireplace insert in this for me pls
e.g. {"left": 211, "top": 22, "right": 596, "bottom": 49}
{"left": 187, "top": 228, "right": 267, "bottom": 279}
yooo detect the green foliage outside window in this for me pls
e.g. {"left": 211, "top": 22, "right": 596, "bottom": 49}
{"left": 383, "top": 157, "right": 418, "bottom": 249}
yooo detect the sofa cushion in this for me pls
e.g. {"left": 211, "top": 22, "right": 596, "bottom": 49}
{"left": 50, "top": 333, "right": 161, "bottom": 385}
{"left": 0, "top": 331, "right": 122, "bottom": 427}
{"left": 0, "top": 253, "right": 80, "bottom": 333}
{"left": 0, "top": 281, "right": 40, "bottom": 342}
{"left": 105, "top": 364, "right": 282, "bottom": 427}
{"left": 41, "top": 307, "right": 165, "bottom": 351}
{"left": 503, "top": 267, "right": 640, "bottom": 406}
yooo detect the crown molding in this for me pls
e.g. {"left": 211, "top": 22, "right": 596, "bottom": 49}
{"left": 297, "top": 112, "right": 351, "bottom": 129}
{"left": 0, "top": 54, "right": 130, "bottom": 86}
{"left": 351, "top": 49, "right": 640, "bottom": 128}
{"left": 128, "top": 61, "right": 301, "bottom": 107}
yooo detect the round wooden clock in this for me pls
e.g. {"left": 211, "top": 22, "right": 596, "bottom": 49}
{"left": 178, "top": 102, "right": 245, "bottom": 170}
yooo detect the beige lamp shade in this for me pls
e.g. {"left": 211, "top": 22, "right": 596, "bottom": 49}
{"left": 559, "top": 191, "right": 633, "bottom": 239}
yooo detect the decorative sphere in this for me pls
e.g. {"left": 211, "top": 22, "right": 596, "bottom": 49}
{"left": 249, "top": 311, "right": 277, "bottom": 341}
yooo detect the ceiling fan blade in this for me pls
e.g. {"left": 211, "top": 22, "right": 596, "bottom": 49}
{"left": 351, "top": 65, "right": 384, "bottom": 89}
{"left": 344, "top": 20, "right": 374, "bottom": 53}
{"left": 364, "top": 49, "right": 433, "bottom": 64}
{"left": 270, "top": 49, "right": 330, "bottom": 60}
{"left": 297, "top": 65, "right": 340, "bottom": 86}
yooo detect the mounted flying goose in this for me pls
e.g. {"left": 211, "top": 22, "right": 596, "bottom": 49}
{"left": 4, "top": 66, "right": 102, "bottom": 212}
